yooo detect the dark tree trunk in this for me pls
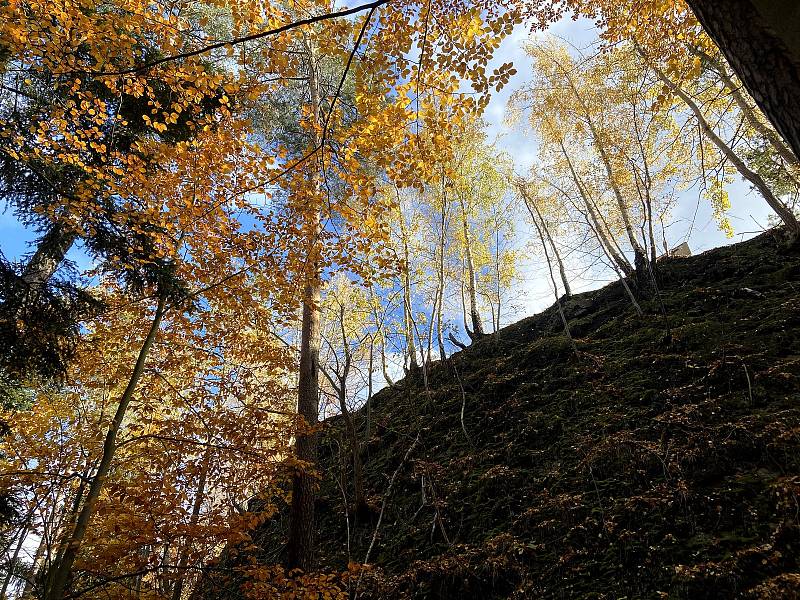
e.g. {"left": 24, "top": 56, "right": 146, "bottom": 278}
{"left": 287, "top": 267, "right": 321, "bottom": 573}
{"left": 634, "top": 249, "right": 652, "bottom": 294}
{"left": 21, "top": 222, "right": 77, "bottom": 290}
{"left": 338, "top": 388, "right": 366, "bottom": 515}
{"left": 171, "top": 451, "right": 210, "bottom": 600}
{"left": 287, "top": 37, "right": 323, "bottom": 574}
{"left": 1, "top": 524, "right": 29, "bottom": 599}
{"left": 686, "top": 0, "right": 800, "bottom": 162}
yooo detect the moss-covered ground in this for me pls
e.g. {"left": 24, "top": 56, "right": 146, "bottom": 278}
{"left": 216, "top": 232, "right": 800, "bottom": 599}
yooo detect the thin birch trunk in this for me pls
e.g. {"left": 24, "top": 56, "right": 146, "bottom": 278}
{"left": 397, "top": 201, "right": 418, "bottom": 371}
{"left": 436, "top": 183, "right": 447, "bottom": 362}
{"left": 688, "top": 45, "right": 800, "bottom": 171}
{"left": 528, "top": 194, "right": 571, "bottom": 297}
{"left": 641, "top": 45, "right": 800, "bottom": 242}
{"left": 579, "top": 204, "right": 644, "bottom": 315}
{"left": 458, "top": 195, "right": 484, "bottom": 338}
{"left": 553, "top": 59, "right": 647, "bottom": 265}
{"left": 460, "top": 276, "right": 472, "bottom": 339}
{"left": 45, "top": 296, "right": 166, "bottom": 600}
{"left": 531, "top": 211, "right": 577, "bottom": 355}
{"left": 559, "top": 142, "right": 634, "bottom": 277}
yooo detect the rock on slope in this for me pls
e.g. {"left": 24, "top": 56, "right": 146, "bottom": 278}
{"left": 219, "top": 232, "right": 800, "bottom": 599}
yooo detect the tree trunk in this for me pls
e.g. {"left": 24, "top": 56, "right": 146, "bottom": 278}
{"left": 378, "top": 338, "right": 392, "bottom": 388}
{"left": 630, "top": 112, "right": 660, "bottom": 271}
{"left": 579, "top": 204, "right": 644, "bottom": 315}
{"left": 425, "top": 283, "right": 437, "bottom": 366}
{"left": 337, "top": 385, "right": 365, "bottom": 514}
{"left": 1, "top": 524, "right": 29, "bottom": 599}
{"left": 685, "top": 0, "right": 800, "bottom": 163}
{"left": 645, "top": 189, "right": 658, "bottom": 267}
{"left": 170, "top": 451, "right": 210, "bottom": 600}
{"left": 397, "top": 202, "right": 418, "bottom": 371}
{"left": 287, "top": 36, "right": 324, "bottom": 574}
{"left": 435, "top": 294, "right": 446, "bottom": 362}
{"left": 690, "top": 46, "right": 800, "bottom": 171}
{"left": 530, "top": 210, "right": 577, "bottom": 355}
{"left": 460, "top": 278, "right": 473, "bottom": 339}
{"left": 644, "top": 49, "right": 800, "bottom": 242}
{"left": 494, "top": 227, "right": 501, "bottom": 332}
{"left": 458, "top": 195, "right": 484, "bottom": 338}
{"left": 591, "top": 130, "right": 647, "bottom": 272}
{"left": 556, "top": 63, "right": 647, "bottom": 266}
{"left": 21, "top": 222, "right": 77, "bottom": 290}
{"left": 44, "top": 474, "right": 87, "bottom": 594}
{"left": 288, "top": 261, "right": 321, "bottom": 572}
{"left": 334, "top": 302, "right": 366, "bottom": 515}
{"left": 559, "top": 143, "right": 634, "bottom": 277}
{"left": 529, "top": 196, "right": 571, "bottom": 298}
{"left": 436, "top": 186, "right": 447, "bottom": 362}
{"left": 45, "top": 296, "right": 166, "bottom": 600}
{"left": 366, "top": 339, "right": 373, "bottom": 441}
{"left": 487, "top": 293, "right": 497, "bottom": 334}
{"left": 585, "top": 198, "right": 632, "bottom": 276}
{"left": 21, "top": 528, "right": 45, "bottom": 598}
{"left": 368, "top": 289, "right": 393, "bottom": 387}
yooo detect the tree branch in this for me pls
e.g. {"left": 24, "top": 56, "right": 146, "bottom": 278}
{"left": 82, "top": 0, "right": 391, "bottom": 76}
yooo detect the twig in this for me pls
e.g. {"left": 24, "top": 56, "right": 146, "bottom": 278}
{"left": 355, "top": 432, "right": 420, "bottom": 599}
{"left": 587, "top": 463, "right": 606, "bottom": 528}
{"left": 72, "top": 0, "right": 390, "bottom": 76}
{"left": 743, "top": 362, "right": 754, "bottom": 406}
{"left": 452, "top": 362, "right": 473, "bottom": 447}
{"left": 332, "top": 439, "right": 351, "bottom": 564}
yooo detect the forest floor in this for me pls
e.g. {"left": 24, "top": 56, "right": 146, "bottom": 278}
{"left": 222, "top": 231, "right": 800, "bottom": 599}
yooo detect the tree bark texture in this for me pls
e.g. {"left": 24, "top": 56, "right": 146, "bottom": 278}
{"left": 20, "top": 222, "right": 77, "bottom": 290}
{"left": 288, "top": 264, "right": 321, "bottom": 572}
{"left": 686, "top": 0, "right": 800, "bottom": 165}
{"left": 288, "top": 36, "right": 323, "bottom": 573}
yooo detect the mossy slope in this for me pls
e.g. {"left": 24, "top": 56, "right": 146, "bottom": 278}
{"left": 253, "top": 232, "right": 800, "bottom": 599}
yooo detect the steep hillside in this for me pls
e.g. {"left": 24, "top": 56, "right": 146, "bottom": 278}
{"left": 218, "top": 232, "right": 800, "bottom": 599}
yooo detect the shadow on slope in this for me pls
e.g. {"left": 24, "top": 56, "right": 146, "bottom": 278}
{"left": 209, "top": 231, "right": 800, "bottom": 599}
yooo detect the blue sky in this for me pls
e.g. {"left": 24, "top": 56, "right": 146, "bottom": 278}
{"left": 0, "top": 209, "right": 34, "bottom": 262}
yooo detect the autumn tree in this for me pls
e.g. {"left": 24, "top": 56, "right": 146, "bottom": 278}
{"left": 515, "top": 0, "right": 800, "bottom": 195}
{"left": 244, "top": 0, "right": 523, "bottom": 571}
{"left": 511, "top": 42, "right": 658, "bottom": 285}
{"left": 540, "top": 0, "right": 800, "bottom": 243}
{"left": 319, "top": 276, "right": 375, "bottom": 515}
{"left": 446, "top": 121, "right": 513, "bottom": 338}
